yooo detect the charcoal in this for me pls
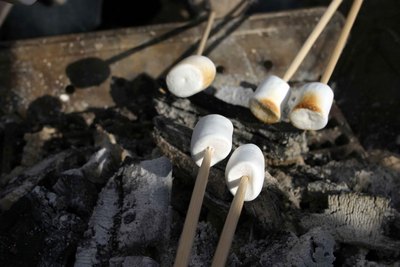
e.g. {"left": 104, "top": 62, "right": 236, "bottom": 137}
{"left": 300, "top": 193, "right": 400, "bottom": 252}
{"left": 0, "top": 115, "right": 26, "bottom": 176}
{"left": 0, "top": 149, "right": 88, "bottom": 211}
{"left": 0, "top": 185, "right": 86, "bottom": 266}
{"left": 118, "top": 157, "right": 172, "bottom": 250}
{"left": 154, "top": 94, "right": 308, "bottom": 165}
{"left": 75, "top": 157, "right": 173, "bottom": 266}
{"left": 109, "top": 256, "right": 159, "bottom": 267}
{"left": 30, "top": 186, "right": 87, "bottom": 267}
{"left": 75, "top": 175, "right": 120, "bottom": 267}
{"left": 53, "top": 169, "right": 98, "bottom": 219}
{"left": 21, "top": 126, "right": 60, "bottom": 167}
{"left": 189, "top": 221, "right": 219, "bottom": 267}
{"left": 206, "top": 228, "right": 336, "bottom": 266}
{"left": 81, "top": 147, "right": 120, "bottom": 184}
{"left": 159, "top": 220, "right": 219, "bottom": 267}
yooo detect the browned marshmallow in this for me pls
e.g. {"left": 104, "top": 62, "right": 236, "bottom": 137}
{"left": 249, "top": 75, "right": 290, "bottom": 123}
{"left": 289, "top": 82, "right": 334, "bottom": 130}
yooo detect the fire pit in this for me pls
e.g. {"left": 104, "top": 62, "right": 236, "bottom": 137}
{"left": 0, "top": 6, "right": 399, "bottom": 267}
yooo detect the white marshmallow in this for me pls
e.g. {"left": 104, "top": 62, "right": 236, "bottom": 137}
{"left": 225, "top": 144, "right": 265, "bottom": 201}
{"left": 166, "top": 55, "right": 216, "bottom": 97}
{"left": 191, "top": 114, "right": 233, "bottom": 167}
{"left": 289, "top": 82, "right": 334, "bottom": 130}
{"left": 249, "top": 75, "right": 290, "bottom": 123}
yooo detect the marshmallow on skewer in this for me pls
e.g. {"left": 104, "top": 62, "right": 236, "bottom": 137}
{"left": 249, "top": 75, "right": 290, "bottom": 124}
{"left": 166, "top": 55, "right": 216, "bottom": 97}
{"left": 289, "top": 0, "right": 364, "bottom": 131}
{"left": 225, "top": 144, "right": 265, "bottom": 201}
{"left": 174, "top": 113, "right": 233, "bottom": 267}
{"left": 191, "top": 114, "right": 233, "bottom": 167}
{"left": 211, "top": 143, "right": 265, "bottom": 267}
{"left": 289, "top": 82, "right": 333, "bottom": 130}
{"left": 248, "top": 0, "right": 343, "bottom": 124}
{"left": 167, "top": 11, "right": 216, "bottom": 98}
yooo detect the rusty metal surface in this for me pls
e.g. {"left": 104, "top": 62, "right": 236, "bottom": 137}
{"left": 0, "top": 7, "right": 344, "bottom": 116}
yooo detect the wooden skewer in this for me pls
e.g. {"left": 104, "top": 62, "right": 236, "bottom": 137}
{"left": 174, "top": 147, "right": 214, "bottom": 267}
{"left": 166, "top": 11, "right": 217, "bottom": 98}
{"left": 288, "top": 0, "right": 363, "bottom": 131}
{"left": 211, "top": 176, "right": 248, "bottom": 267}
{"left": 320, "top": 0, "right": 364, "bottom": 84}
{"left": 196, "top": 11, "right": 216, "bottom": 55}
{"left": 282, "top": 0, "right": 343, "bottom": 82}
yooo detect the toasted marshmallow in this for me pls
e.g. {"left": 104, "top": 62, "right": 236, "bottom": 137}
{"left": 191, "top": 114, "right": 233, "bottom": 167}
{"left": 166, "top": 55, "right": 216, "bottom": 97}
{"left": 225, "top": 144, "right": 265, "bottom": 201}
{"left": 289, "top": 82, "right": 334, "bottom": 130}
{"left": 249, "top": 75, "right": 290, "bottom": 123}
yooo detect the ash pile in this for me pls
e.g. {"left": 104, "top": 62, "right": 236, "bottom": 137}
{"left": 0, "top": 78, "right": 399, "bottom": 266}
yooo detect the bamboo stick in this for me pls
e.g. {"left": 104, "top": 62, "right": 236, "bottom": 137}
{"left": 320, "top": 0, "right": 363, "bottom": 84}
{"left": 174, "top": 147, "right": 214, "bottom": 267}
{"left": 211, "top": 176, "right": 248, "bottom": 267}
{"left": 283, "top": 0, "right": 343, "bottom": 81}
{"left": 196, "top": 11, "right": 216, "bottom": 55}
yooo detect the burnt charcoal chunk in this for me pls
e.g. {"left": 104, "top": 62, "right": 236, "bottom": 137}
{"left": 53, "top": 169, "right": 98, "bottom": 219}
{"left": 118, "top": 157, "right": 172, "bottom": 250}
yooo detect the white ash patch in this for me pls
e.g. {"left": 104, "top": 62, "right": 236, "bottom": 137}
{"left": 215, "top": 86, "right": 254, "bottom": 108}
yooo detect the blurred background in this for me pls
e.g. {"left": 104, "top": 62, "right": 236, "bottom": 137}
{"left": 0, "top": 0, "right": 349, "bottom": 40}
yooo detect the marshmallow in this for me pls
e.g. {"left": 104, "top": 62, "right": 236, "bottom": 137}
{"left": 225, "top": 144, "right": 265, "bottom": 201}
{"left": 249, "top": 75, "right": 290, "bottom": 123}
{"left": 191, "top": 114, "right": 233, "bottom": 167}
{"left": 166, "top": 55, "right": 216, "bottom": 97}
{"left": 289, "top": 82, "right": 334, "bottom": 130}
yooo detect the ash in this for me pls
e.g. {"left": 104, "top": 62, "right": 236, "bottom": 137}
{"left": 0, "top": 79, "right": 399, "bottom": 266}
